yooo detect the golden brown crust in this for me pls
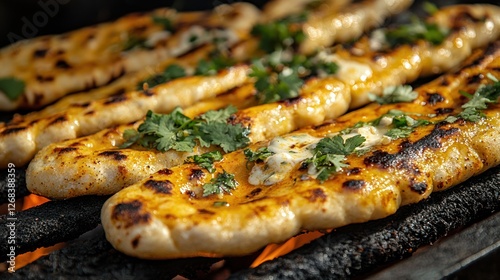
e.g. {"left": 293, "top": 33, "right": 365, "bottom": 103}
{"left": 101, "top": 41, "right": 500, "bottom": 260}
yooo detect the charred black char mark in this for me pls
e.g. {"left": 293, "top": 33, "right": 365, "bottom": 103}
{"left": 307, "top": 188, "right": 327, "bottom": 202}
{"left": 157, "top": 168, "right": 173, "bottom": 175}
{"left": 54, "top": 147, "right": 78, "bottom": 154}
{"left": 111, "top": 200, "right": 151, "bottom": 228}
{"left": 36, "top": 75, "right": 54, "bottom": 82}
{"left": 364, "top": 126, "right": 459, "bottom": 171}
{"left": 282, "top": 96, "right": 303, "bottom": 106}
{"left": 48, "top": 115, "right": 68, "bottom": 125}
{"left": 131, "top": 236, "right": 141, "bottom": 248}
{"left": 189, "top": 169, "right": 205, "bottom": 181}
{"left": 246, "top": 187, "right": 262, "bottom": 199}
{"left": 33, "top": 48, "right": 48, "bottom": 58}
{"left": 144, "top": 179, "right": 173, "bottom": 194}
{"left": 104, "top": 94, "right": 128, "bottom": 104}
{"left": 462, "top": 41, "right": 500, "bottom": 69}
{"left": 410, "top": 181, "right": 428, "bottom": 194}
{"left": 342, "top": 180, "right": 365, "bottom": 191}
{"left": 426, "top": 93, "right": 445, "bottom": 105}
{"left": 55, "top": 59, "right": 72, "bottom": 69}
{"left": 98, "top": 151, "right": 128, "bottom": 161}
{"left": 198, "top": 209, "right": 215, "bottom": 215}
{"left": 434, "top": 107, "right": 454, "bottom": 115}
{"left": 1, "top": 126, "right": 27, "bottom": 135}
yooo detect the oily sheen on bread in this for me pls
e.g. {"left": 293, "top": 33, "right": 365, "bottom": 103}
{"left": 101, "top": 42, "right": 500, "bottom": 259}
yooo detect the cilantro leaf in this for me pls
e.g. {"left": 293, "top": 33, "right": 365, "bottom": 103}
{"left": 250, "top": 64, "right": 304, "bottom": 104}
{"left": 0, "top": 77, "right": 25, "bottom": 101}
{"left": 194, "top": 52, "right": 235, "bottom": 76}
{"left": 137, "top": 64, "right": 186, "bottom": 90}
{"left": 202, "top": 171, "right": 238, "bottom": 197}
{"left": 123, "top": 36, "right": 148, "bottom": 52}
{"left": 384, "top": 16, "right": 448, "bottom": 47}
{"left": 121, "top": 106, "right": 249, "bottom": 153}
{"left": 251, "top": 13, "right": 307, "bottom": 53}
{"left": 304, "top": 135, "right": 366, "bottom": 182}
{"left": 185, "top": 151, "right": 223, "bottom": 173}
{"left": 152, "top": 16, "right": 174, "bottom": 32}
{"left": 244, "top": 147, "right": 274, "bottom": 162}
{"left": 452, "top": 73, "right": 500, "bottom": 122}
{"left": 368, "top": 85, "right": 418, "bottom": 104}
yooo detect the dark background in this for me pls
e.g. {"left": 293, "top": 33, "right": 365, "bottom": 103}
{"left": 1, "top": 0, "right": 497, "bottom": 48}
{"left": 0, "top": 0, "right": 268, "bottom": 48}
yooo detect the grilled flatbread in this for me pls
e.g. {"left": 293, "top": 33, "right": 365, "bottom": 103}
{"left": 26, "top": 4, "right": 500, "bottom": 199}
{"left": 1, "top": 0, "right": 418, "bottom": 169}
{"left": 101, "top": 42, "right": 500, "bottom": 259}
{"left": 0, "top": 3, "right": 260, "bottom": 111}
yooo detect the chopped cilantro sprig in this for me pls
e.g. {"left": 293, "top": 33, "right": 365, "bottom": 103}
{"left": 121, "top": 106, "right": 250, "bottom": 153}
{"left": 202, "top": 170, "right": 238, "bottom": 197}
{"left": 446, "top": 73, "right": 500, "bottom": 123}
{"left": 0, "top": 77, "right": 25, "bottom": 101}
{"left": 384, "top": 16, "right": 449, "bottom": 47}
{"left": 304, "top": 135, "right": 365, "bottom": 182}
{"left": 368, "top": 85, "right": 418, "bottom": 104}
{"left": 185, "top": 151, "right": 223, "bottom": 173}
{"left": 137, "top": 64, "right": 186, "bottom": 90}
{"left": 251, "top": 13, "right": 307, "bottom": 53}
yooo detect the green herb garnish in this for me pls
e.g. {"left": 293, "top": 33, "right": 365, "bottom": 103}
{"left": 384, "top": 16, "right": 448, "bottom": 47}
{"left": 213, "top": 201, "right": 229, "bottom": 207}
{"left": 447, "top": 73, "right": 500, "bottom": 123}
{"left": 121, "top": 106, "right": 250, "bottom": 153}
{"left": 152, "top": 16, "right": 175, "bottom": 32}
{"left": 194, "top": 53, "right": 235, "bottom": 76}
{"left": 251, "top": 13, "right": 307, "bottom": 53}
{"left": 123, "top": 36, "right": 148, "bottom": 51}
{"left": 244, "top": 147, "right": 274, "bottom": 162}
{"left": 304, "top": 135, "right": 365, "bottom": 182}
{"left": 368, "top": 85, "right": 418, "bottom": 104}
{"left": 137, "top": 64, "right": 186, "bottom": 90}
{"left": 202, "top": 170, "right": 238, "bottom": 197}
{"left": 185, "top": 151, "right": 223, "bottom": 173}
{"left": 0, "top": 77, "right": 25, "bottom": 101}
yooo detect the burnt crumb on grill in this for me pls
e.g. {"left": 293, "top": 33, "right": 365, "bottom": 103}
{"left": 0, "top": 195, "right": 108, "bottom": 260}
{"left": 342, "top": 180, "right": 365, "bottom": 190}
{"left": 143, "top": 179, "right": 173, "bottom": 194}
{"left": 112, "top": 200, "right": 151, "bottom": 228}
{"left": 410, "top": 181, "right": 428, "bottom": 194}
{"left": 70, "top": 102, "right": 91, "bottom": 108}
{"left": 189, "top": 169, "right": 205, "bottom": 181}
{"left": 53, "top": 147, "right": 78, "bottom": 154}
{"left": 98, "top": 150, "right": 128, "bottom": 161}
{"left": 1, "top": 126, "right": 27, "bottom": 135}
{"left": 427, "top": 93, "right": 445, "bottom": 105}
{"left": 282, "top": 96, "right": 303, "bottom": 106}
{"left": 232, "top": 165, "right": 500, "bottom": 280}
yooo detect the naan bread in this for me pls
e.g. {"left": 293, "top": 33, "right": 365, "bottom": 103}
{"left": 0, "top": 3, "right": 260, "bottom": 111}
{"left": 101, "top": 42, "right": 500, "bottom": 259}
{"left": 26, "top": 4, "right": 500, "bottom": 198}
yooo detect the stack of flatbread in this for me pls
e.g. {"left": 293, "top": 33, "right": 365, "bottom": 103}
{"left": 1, "top": 0, "right": 500, "bottom": 262}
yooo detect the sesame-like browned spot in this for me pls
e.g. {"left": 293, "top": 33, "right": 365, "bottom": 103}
{"left": 189, "top": 169, "right": 205, "bottom": 181}
{"left": 33, "top": 48, "right": 48, "bottom": 58}
{"left": 308, "top": 188, "right": 327, "bottom": 202}
{"left": 112, "top": 200, "right": 151, "bottom": 229}
{"left": 343, "top": 180, "right": 365, "bottom": 190}
{"left": 98, "top": 150, "right": 127, "bottom": 161}
{"left": 198, "top": 209, "right": 215, "bottom": 215}
{"left": 144, "top": 179, "right": 173, "bottom": 194}
{"left": 158, "top": 168, "right": 173, "bottom": 175}
{"left": 131, "top": 236, "right": 140, "bottom": 248}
